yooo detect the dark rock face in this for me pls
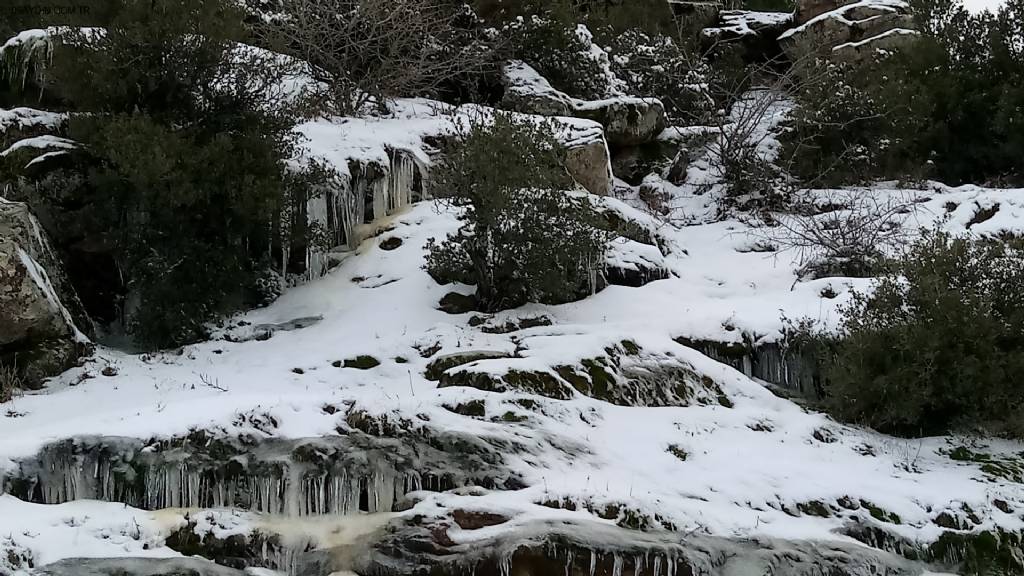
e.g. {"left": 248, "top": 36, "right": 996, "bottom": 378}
{"left": 674, "top": 336, "right": 823, "bottom": 398}
{"left": 3, "top": 432, "right": 520, "bottom": 515}
{"left": 360, "top": 517, "right": 921, "bottom": 576}
{"left": 0, "top": 200, "right": 92, "bottom": 388}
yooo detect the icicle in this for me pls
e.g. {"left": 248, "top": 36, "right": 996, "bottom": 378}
{"left": 589, "top": 549, "right": 597, "bottom": 576}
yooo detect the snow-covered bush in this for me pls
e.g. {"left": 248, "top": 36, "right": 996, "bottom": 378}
{"left": 426, "top": 112, "right": 610, "bottom": 310}
{"left": 813, "top": 231, "right": 1024, "bottom": 438}
{"left": 504, "top": 16, "right": 619, "bottom": 99}
{"left": 782, "top": 61, "right": 927, "bottom": 186}
{"left": 604, "top": 28, "right": 714, "bottom": 123}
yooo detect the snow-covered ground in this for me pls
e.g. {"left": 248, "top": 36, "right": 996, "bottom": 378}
{"left": 3, "top": 175, "right": 1024, "bottom": 573}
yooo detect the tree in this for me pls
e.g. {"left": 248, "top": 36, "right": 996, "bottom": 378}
{"left": 2, "top": 0, "right": 322, "bottom": 349}
{"left": 426, "top": 113, "right": 609, "bottom": 311}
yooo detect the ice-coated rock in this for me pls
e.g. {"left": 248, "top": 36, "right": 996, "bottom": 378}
{"left": 36, "top": 557, "right": 248, "bottom": 576}
{"left": 0, "top": 199, "right": 91, "bottom": 387}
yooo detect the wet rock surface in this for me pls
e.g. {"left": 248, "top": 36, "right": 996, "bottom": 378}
{"left": 0, "top": 200, "right": 92, "bottom": 387}
{"left": 3, "top": 431, "right": 520, "bottom": 515}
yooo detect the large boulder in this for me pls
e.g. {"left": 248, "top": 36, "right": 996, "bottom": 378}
{"left": 573, "top": 98, "right": 667, "bottom": 148}
{"left": 500, "top": 60, "right": 573, "bottom": 117}
{"left": 779, "top": 0, "right": 917, "bottom": 62}
{"left": 669, "top": 1, "right": 724, "bottom": 31}
{"left": 0, "top": 199, "right": 91, "bottom": 388}
{"left": 499, "top": 62, "right": 667, "bottom": 149}
{"left": 701, "top": 10, "right": 794, "bottom": 62}
{"left": 560, "top": 121, "right": 614, "bottom": 197}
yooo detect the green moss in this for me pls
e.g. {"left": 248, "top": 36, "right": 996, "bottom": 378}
{"left": 927, "top": 530, "right": 1024, "bottom": 575}
{"left": 439, "top": 369, "right": 572, "bottom": 400}
{"left": 425, "top": 352, "right": 508, "bottom": 381}
{"left": 860, "top": 500, "right": 902, "bottom": 524}
{"left": 797, "top": 500, "right": 832, "bottom": 518}
{"left": 498, "top": 410, "right": 528, "bottom": 423}
{"left": 343, "top": 355, "right": 380, "bottom": 370}
{"left": 667, "top": 444, "right": 688, "bottom": 461}
{"left": 620, "top": 339, "right": 641, "bottom": 355}
{"left": 444, "top": 400, "right": 486, "bottom": 417}
{"left": 394, "top": 356, "right": 408, "bottom": 364}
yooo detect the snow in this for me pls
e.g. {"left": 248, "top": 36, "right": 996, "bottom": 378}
{"left": 703, "top": 10, "right": 793, "bottom": 39}
{"left": 2, "top": 84, "right": 1024, "bottom": 573}
{"left": 779, "top": 0, "right": 909, "bottom": 40}
{"left": 0, "top": 135, "right": 77, "bottom": 158}
{"left": 3, "top": 177, "right": 1024, "bottom": 569}
{"left": 832, "top": 27, "right": 920, "bottom": 52}
{"left": 0, "top": 108, "right": 65, "bottom": 134}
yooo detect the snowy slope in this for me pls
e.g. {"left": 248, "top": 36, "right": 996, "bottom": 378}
{"left": 2, "top": 178, "right": 1024, "bottom": 573}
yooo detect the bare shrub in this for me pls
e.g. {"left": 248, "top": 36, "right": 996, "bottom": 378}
{"left": 257, "top": 0, "right": 494, "bottom": 114}
{"left": 0, "top": 363, "right": 21, "bottom": 403}
{"left": 769, "top": 189, "right": 917, "bottom": 279}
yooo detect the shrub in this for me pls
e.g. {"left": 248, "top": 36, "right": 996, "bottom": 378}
{"left": 784, "top": 0, "right": 1024, "bottom": 187}
{"left": 426, "top": 112, "right": 609, "bottom": 311}
{"left": 0, "top": 362, "right": 20, "bottom": 403}
{"left": 255, "top": 0, "right": 495, "bottom": 114}
{"left": 604, "top": 28, "right": 713, "bottom": 122}
{"left": 816, "top": 230, "right": 1024, "bottom": 438}
{"left": 783, "top": 60, "right": 931, "bottom": 186}
{"left": 504, "top": 15, "right": 617, "bottom": 99}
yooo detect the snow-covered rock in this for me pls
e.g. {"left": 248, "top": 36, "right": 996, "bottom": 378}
{"left": 702, "top": 10, "right": 794, "bottom": 60}
{"left": 500, "top": 62, "right": 667, "bottom": 148}
{"left": 779, "top": 0, "right": 917, "bottom": 62}
{"left": 0, "top": 199, "right": 91, "bottom": 387}
{"left": 501, "top": 60, "right": 574, "bottom": 117}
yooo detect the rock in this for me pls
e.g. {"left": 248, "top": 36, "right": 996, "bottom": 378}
{"left": 609, "top": 141, "right": 678, "bottom": 186}
{"left": 438, "top": 291, "right": 479, "bottom": 314}
{"left": 36, "top": 557, "right": 248, "bottom": 576}
{"left": 666, "top": 147, "right": 691, "bottom": 185}
{"left": 779, "top": 0, "right": 917, "bottom": 63}
{"left": 0, "top": 200, "right": 91, "bottom": 388}
{"left": 831, "top": 27, "right": 920, "bottom": 64}
{"left": 701, "top": 10, "right": 794, "bottom": 62}
{"left": 560, "top": 122, "right": 614, "bottom": 196}
{"left": 500, "top": 60, "right": 573, "bottom": 117}
{"left": 573, "top": 98, "right": 667, "bottom": 148}
{"left": 669, "top": 1, "right": 724, "bottom": 31}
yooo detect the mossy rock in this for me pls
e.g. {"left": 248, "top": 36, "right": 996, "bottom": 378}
{"left": 927, "top": 529, "right": 1024, "bottom": 575}
{"left": 797, "top": 500, "right": 832, "bottom": 518}
{"left": 439, "top": 369, "right": 572, "bottom": 400}
{"left": 444, "top": 400, "right": 487, "bottom": 418}
{"left": 425, "top": 351, "right": 511, "bottom": 381}
{"left": 859, "top": 500, "right": 902, "bottom": 525}
{"left": 343, "top": 355, "right": 381, "bottom": 370}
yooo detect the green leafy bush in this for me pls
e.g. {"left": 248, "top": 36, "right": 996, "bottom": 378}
{"left": 2, "top": 0, "right": 322, "bottom": 349}
{"left": 426, "top": 112, "right": 609, "bottom": 310}
{"left": 814, "top": 230, "right": 1024, "bottom": 437}
{"left": 784, "top": 0, "right": 1024, "bottom": 186}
